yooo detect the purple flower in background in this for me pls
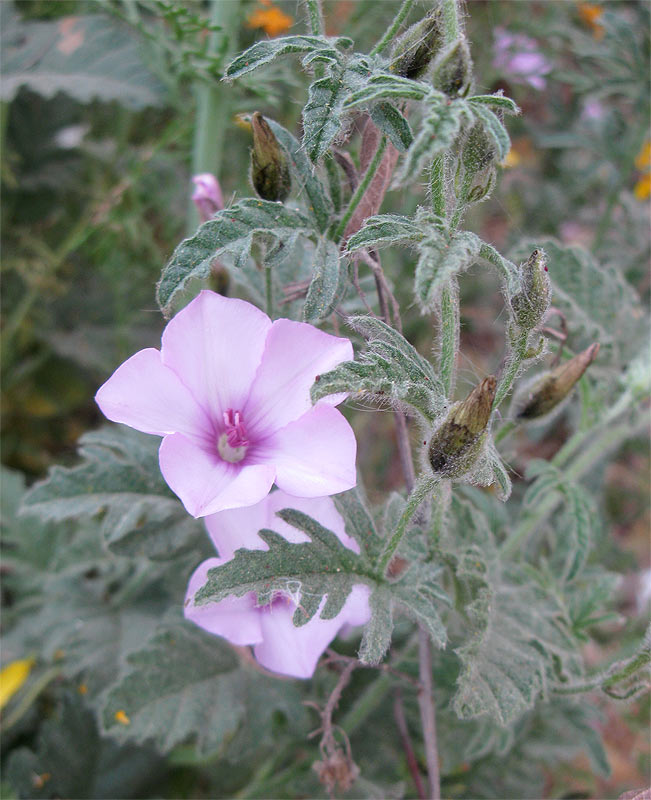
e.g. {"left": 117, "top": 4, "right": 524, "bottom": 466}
{"left": 493, "top": 27, "right": 552, "bottom": 90}
{"left": 184, "top": 491, "right": 371, "bottom": 678}
{"left": 192, "top": 173, "right": 224, "bottom": 221}
{"left": 96, "top": 291, "right": 356, "bottom": 517}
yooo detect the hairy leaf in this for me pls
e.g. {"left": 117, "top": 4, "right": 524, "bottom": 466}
{"left": 1, "top": 9, "right": 166, "bottom": 108}
{"left": 302, "top": 57, "right": 370, "bottom": 162}
{"left": 21, "top": 426, "right": 202, "bottom": 559}
{"left": 467, "top": 94, "right": 520, "bottom": 114}
{"left": 333, "top": 487, "right": 384, "bottom": 562}
{"left": 102, "top": 624, "right": 304, "bottom": 757}
{"left": 303, "top": 237, "right": 342, "bottom": 322}
{"left": 311, "top": 315, "right": 446, "bottom": 421}
{"left": 156, "top": 200, "right": 312, "bottom": 315}
{"left": 469, "top": 103, "right": 511, "bottom": 162}
{"left": 224, "top": 35, "right": 346, "bottom": 79}
{"left": 346, "top": 213, "right": 429, "bottom": 252}
{"left": 393, "top": 569, "right": 448, "bottom": 648}
{"left": 394, "top": 98, "right": 468, "bottom": 186}
{"left": 415, "top": 230, "right": 482, "bottom": 309}
{"left": 344, "top": 73, "right": 431, "bottom": 106}
{"left": 358, "top": 586, "right": 393, "bottom": 665}
{"left": 194, "top": 509, "right": 375, "bottom": 627}
{"left": 370, "top": 102, "right": 414, "bottom": 151}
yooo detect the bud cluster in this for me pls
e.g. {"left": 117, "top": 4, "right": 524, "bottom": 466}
{"left": 428, "top": 376, "right": 496, "bottom": 478}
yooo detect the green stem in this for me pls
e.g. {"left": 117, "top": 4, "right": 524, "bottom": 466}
{"left": 427, "top": 480, "right": 450, "bottom": 556}
{"left": 370, "top": 0, "right": 415, "bottom": 57}
{"left": 377, "top": 476, "right": 439, "bottom": 575}
{"left": 494, "top": 420, "right": 516, "bottom": 444}
{"left": 187, "top": 0, "right": 240, "bottom": 232}
{"left": 334, "top": 136, "right": 388, "bottom": 241}
{"left": 552, "top": 644, "right": 650, "bottom": 696}
{"left": 430, "top": 155, "right": 446, "bottom": 218}
{"left": 439, "top": 283, "right": 459, "bottom": 397}
{"left": 305, "top": 0, "right": 324, "bottom": 35}
{"left": 265, "top": 265, "right": 274, "bottom": 319}
{"left": 500, "top": 420, "right": 638, "bottom": 558}
{"left": 450, "top": 170, "right": 473, "bottom": 229}
{"left": 493, "top": 332, "right": 528, "bottom": 410}
{"left": 441, "top": 0, "right": 460, "bottom": 40}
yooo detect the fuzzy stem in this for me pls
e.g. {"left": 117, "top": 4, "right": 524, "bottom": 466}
{"left": 430, "top": 155, "right": 447, "bottom": 217}
{"left": 418, "top": 628, "right": 441, "bottom": 799}
{"left": 493, "top": 331, "right": 528, "bottom": 410}
{"left": 441, "top": 0, "right": 460, "bottom": 40}
{"left": 377, "top": 476, "right": 439, "bottom": 575}
{"left": 187, "top": 0, "right": 240, "bottom": 232}
{"left": 265, "top": 265, "right": 274, "bottom": 319}
{"left": 370, "top": 0, "right": 416, "bottom": 57}
{"left": 305, "top": 0, "right": 324, "bottom": 35}
{"left": 552, "top": 641, "right": 650, "bottom": 696}
{"left": 335, "top": 136, "right": 389, "bottom": 241}
{"left": 439, "top": 283, "right": 459, "bottom": 397}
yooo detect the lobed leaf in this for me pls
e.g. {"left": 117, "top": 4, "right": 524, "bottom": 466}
{"left": 303, "top": 237, "right": 343, "bottom": 322}
{"left": 224, "top": 35, "right": 342, "bottom": 79}
{"left": 156, "top": 200, "right": 312, "bottom": 315}
{"left": 311, "top": 315, "right": 446, "bottom": 421}
{"left": 415, "top": 230, "right": 482, "bottom": 309}
{"left": 358, "top": 586, "right": 393, "bottom": 665}
{"left": 194, "top": 510, "right": 375, "bottom": 627}
{"left": 333, "top": 487, "right": 384, "bottom": 562}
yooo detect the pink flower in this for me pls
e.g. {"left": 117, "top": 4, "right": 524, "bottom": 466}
{"left": 95, "top": 291, "right": 357, "bottom": 517}
{"left": 192, "top": 173, "right": 224, "bottom": 221}
{"left": 493, "top": 27, "right": 552, "bottom": 90}
{"left": 184, "top": 491, "right": 371, "bottom": 678}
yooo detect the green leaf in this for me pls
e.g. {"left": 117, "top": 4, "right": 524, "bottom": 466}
{"left": 345, "top": 213, "right": 429, "bottom": 253}
{"left": 478, "top": 242, "right": 519, "bottom": 295}
{"left": 194, "top": 510, "right": 375, "bottom": 627}
{"left": 559, "top": 484, "right": 593, "bottom": 582}
{"left": 303, "top": 238, "right": 342, "bottom": 322}
{"left": 415, "top": 230, "right": 482, "bottom": 309}
{"left": 393, "top": 569, "right": 448, "bottom": 648}
{"left": 468, "top": 94, "right": 520, "bottom": 114}
{"left": 156, "top": 199, "right": 312, "bottom": 315}
{"left": 266, "top": 119, "right": 333, "bottom": 233}
{"left": 370, "top": 102, "right": 414, "bottom": 151}
{"left": 224, "top": 35, "right": 343, "bottom": 79}
{"left": 311, "top": 315, "right": 446, "bottom": 422}
{"left": 21, "top": 426, "right": 202, "bottom": 560}
{"left": 358, "top": 586, "right": 393, "bottom": 665}
{"left": 102, "top": 624, "right": 304, "bottom": 757}
{"left": 509, "top": 238, "right": 644, "bottom": 366}
{"left": 0, "top": 9, "right": 167, "bottom": 108}
{"left": 394, "top": 98, "right": 467, "bottom": 185}
{"left": 469, "top": 103, "right": 511, "bottom": 162}
{"left": 344, "top": 73, "right": 430, "bottom": 106}
{"left": 302, "top": 57, "right": 370, "bottom": 162}
{"left": 333, "top": 487, "right": 384, "bottom": 562}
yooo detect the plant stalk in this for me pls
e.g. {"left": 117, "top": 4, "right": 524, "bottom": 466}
{"left": 305, "top": 0, "right": 324, "bottom": 35}
{"left": 335, "top": 136, "right": 389, "bottom": 242}
{"left": 370, "top": 0, "right": 416, "bottom": 57}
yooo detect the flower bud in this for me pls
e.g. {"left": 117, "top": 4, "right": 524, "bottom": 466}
{"left": 516, "top": 343, "right": 600, "bottom": 419}
{"left": 192, "top": 173, "right": 224, "bottom": 222}
{"left": 428, "top": 376, "right": 497, "bottom": 477}
{"left": 463, "top": 123, "right": 496, "bottom": 174}
{"left": 432, "top": 39, "right": 472, "bottom": 97}
{"left": 510, "top": 248, "right": 552, "bottom": 332}
{"left": 390, "top": 8, "right": 444, "bottom": 80}
{"left": 250, "top": 112, "right": 291, "bottom": 202}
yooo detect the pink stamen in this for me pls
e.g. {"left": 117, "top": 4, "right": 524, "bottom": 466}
{"left": 223, "top": 408, "right": 249, "bottom": 448}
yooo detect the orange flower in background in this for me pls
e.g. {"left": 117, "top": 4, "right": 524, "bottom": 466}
{"left": 577, "top": 3, "right": 605, "bottom": 39}
{"left": 633, "top": 139, "right": 651, "bottom": 201}
{"left": 247, "top": 0, "right": 293, "bottom": 37}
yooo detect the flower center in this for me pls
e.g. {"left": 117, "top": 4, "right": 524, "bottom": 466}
{"left": 217, "top": 409, "right": 249, "bottom": 463}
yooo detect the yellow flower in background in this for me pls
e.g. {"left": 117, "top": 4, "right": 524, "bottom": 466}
{"left": 577, "top": 3, "right": 605, "bottom": 39}
{"left": 501, "top": 149, "right": 521, "bottom": 168}
{"left": 634, "top": 140, "right": 651, "bottom": 171}
{"left": 633, "top": 139, "right": 651, "bottom": 201}
{"left": 0, "top": 658, "right": 34, "bottom": 710}
{"left": 247, "top": 0, "right": 293, "bottom": 37}
{"left": 634, "top": 173, "right": 651, "bottom": 201}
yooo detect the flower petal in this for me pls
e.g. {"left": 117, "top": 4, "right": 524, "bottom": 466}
{"left": 255, "top": 404, "right": 356, "bottom": 497}
{"left": 254, "top": 586, "right": 371, "bottom": 679}
{"left": 204, "top": 490, "right": 359, "bottom": 560}
{"left": 161, "top": 291, "right": 272, "bottom": 420}
{"left": 184, "top": 557, "right": 263, "bottom": 645}
{"left": 95, "top": 348, "right": 211, "bottom": 441}
{"left": 244, "top": 319, "right": 353, "bottom": 437}
{"left": 159, "top": 433, "right": 276, "bottom": 517}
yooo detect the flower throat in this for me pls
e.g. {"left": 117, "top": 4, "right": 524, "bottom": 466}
{"left": 217, "top": 409, "right": 249, "bottom": 463}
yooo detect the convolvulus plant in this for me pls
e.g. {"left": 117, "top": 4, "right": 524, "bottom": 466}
{"left": 2, "top": 1, "right": 649, "bottom": 798}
